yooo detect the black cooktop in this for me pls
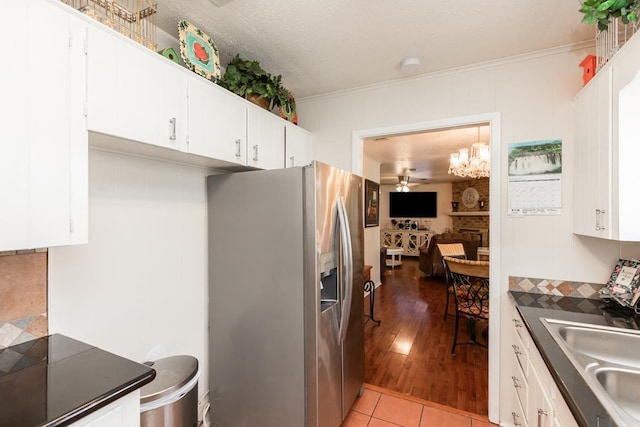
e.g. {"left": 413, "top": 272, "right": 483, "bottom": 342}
{"left": 0, "top": 334, "right": 155, "bottom": 427}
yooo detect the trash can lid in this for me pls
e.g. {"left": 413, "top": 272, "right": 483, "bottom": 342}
{"left": 140, "top": 355, "right": 199, "bottom": 404}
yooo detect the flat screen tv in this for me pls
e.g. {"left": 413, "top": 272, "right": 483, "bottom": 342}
{"left": 389, "top": 192, "right": 437, "bottom": 218}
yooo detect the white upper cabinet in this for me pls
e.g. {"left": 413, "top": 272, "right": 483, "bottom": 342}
{"left": 187, "top": 78, "right": 248, "bottom": 165}
{"left": 0, "top": 0, "right": 88, "bottom": 251}
{"left": 158, "top": 62, "right": 188, "bottom": 151}
{"left": 84, "top": 14, "right": 296, "bottom": 171}
{"left": 573, "top": 69, "right": 612, "bottom": 238}
{"left": 247, "top": 104, "right": 285, "bottom": 170}
{"left": 87, "top": 24, "right": 164, "bottom": 148}
{"left": 573, "top": 34, "right": 640, "bottom": 241}
{"left": 285, "top": 123, "right": 313, "bottom": 168}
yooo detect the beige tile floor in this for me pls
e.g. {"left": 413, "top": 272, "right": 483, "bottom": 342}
{"left": 343, "top": 385, "right": 496, "bottom": 427}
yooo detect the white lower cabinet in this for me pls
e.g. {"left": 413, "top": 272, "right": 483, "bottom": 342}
{"left": 0, "top": 0, "right": 87, "bottom": 251}
{"left": 70, "top": 390, "right": 140, "bottom": 427}
{"left": 503, "top": 300, "right": 578, "bottom": 427}
{"left": 285, "top": 122, "right": 313, "bottom": 167}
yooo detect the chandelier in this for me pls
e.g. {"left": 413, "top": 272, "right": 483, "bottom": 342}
{"left": 448, "top": 127, "right": 490, "bottom": 178}
{"left": 396, "top": 175, "right": 410, "bottom": 192}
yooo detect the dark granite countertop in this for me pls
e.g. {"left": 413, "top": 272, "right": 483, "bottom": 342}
{"left": 510, "top": 291, "right": 640, "bottom": 427}
{"left": 0, "top": 334, "right": 155, "bottom": 427}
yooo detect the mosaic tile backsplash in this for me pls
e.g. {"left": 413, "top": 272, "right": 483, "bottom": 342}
{"left": 0, "top": 251, "right": 48, "bottom": 350}
{"left": 509, "top": 276, "right": 605, "bottom": 300}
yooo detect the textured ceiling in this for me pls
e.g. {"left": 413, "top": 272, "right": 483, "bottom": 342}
{"left": 154, "top": 0, "right": 593, "bottom": 99}
{"left": 152, "top": 0, "right": 593, "bottom": 182}
{"left": 364, "top": 124, "right": 491, "bottom": 185}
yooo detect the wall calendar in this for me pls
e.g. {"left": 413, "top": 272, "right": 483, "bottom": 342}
{"left": 507, "top": 139, "right": 562, "bottom": 216}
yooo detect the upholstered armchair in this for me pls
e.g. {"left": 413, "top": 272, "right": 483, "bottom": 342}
{"left": 419, "top": 232, "right": 481, "bottom": 278}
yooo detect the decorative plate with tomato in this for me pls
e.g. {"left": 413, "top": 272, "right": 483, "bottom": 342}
{"left": 178, "top": 20, "right": 221, "bottom": 81}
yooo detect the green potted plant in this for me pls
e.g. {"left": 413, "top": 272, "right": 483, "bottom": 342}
{"left": 580, "top": 0, "right": 639, "bottom": 31}
{"left": 272, "top": 75, "right": 297, "bottom": 124}
{"left": 218, "top": 55, "right": 297, "bottom": 123}
{"left": 218, "top": 55, "right": 279, "bottom": 109}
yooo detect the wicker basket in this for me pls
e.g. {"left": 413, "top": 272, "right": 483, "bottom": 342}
{"left": 247, "top": 94, "right": 271, "bottom": 110}
{"left": 596, "top": 17, "right": 638, "bottom": 71}
{"left": 61, "top": 0, "right": 157, "bottom": 50}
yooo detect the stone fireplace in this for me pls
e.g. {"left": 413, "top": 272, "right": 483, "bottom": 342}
{"left": 451, "top": 178, "right": 490, "bottom": 247}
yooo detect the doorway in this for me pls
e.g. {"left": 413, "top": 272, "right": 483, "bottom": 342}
{"left": 352, "top": 113, "right": 501, "bottom": 422}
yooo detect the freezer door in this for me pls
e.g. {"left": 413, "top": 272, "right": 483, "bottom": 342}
{"left": 341, "top": 171, "right": 365, "bottom": 416}
{"left": 310, "top": 162, "right": 364, "bottom": 426}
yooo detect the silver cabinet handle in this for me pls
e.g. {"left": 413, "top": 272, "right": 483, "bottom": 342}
{"left": 537, "top": 408, "right": 548, "bottom": 427}
{"left": 511, "top": 375, "right": 522, "bottom": 389}
{"left": 512, "top": 412, "right": 522, "bottom": 426}
{"left": 169, "top": 118, "right": 176, "bottom": 141}
{"left": 235, "top": 139, "right": 241, "bottom": 158}
{"left": 290, "top": 156, "right": 295, "bottom": 167}
{"left": 512, "top": 344, "right": 522, "bottom": 356}
{"left": 512, "top": 318, "right": 522, "bottom": 328}
{"left": 596, "top": 209, "right": 606, "bottom": 231}
{"left": 253, "top": 145, "right": 259, "bottom": 162}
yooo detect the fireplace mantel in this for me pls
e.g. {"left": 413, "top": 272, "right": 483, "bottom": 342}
{"left": 445, "top": 211, "right": 490, "bottom": 216}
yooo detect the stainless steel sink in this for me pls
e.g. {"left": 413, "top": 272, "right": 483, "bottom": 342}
{"left": 554, "top": 321, "right": 640, "bottom": 369}
{"left": 541, "top": 318, "right": 640, "bottom": 427}
{"left": 594, "top": 366, "right": 640, "bottom": 422}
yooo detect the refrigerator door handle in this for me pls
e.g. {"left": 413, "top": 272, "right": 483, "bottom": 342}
{"left": 337, "top": 195, "right": 354, "bottom": 344}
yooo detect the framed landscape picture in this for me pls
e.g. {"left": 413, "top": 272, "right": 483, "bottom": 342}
{"left": 365, "top": 179, "right": 380, "bottom": 227}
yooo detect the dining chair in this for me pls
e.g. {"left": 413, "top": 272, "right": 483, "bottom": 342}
{"left": 437, "top": 243, "right": 467, "bottom": 320}
{"left": 442, "top": 256, "right": 490, "bottom": 355}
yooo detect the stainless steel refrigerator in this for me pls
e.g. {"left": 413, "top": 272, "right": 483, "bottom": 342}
{"left": 207, "top": 161, "right": 364, "bottom": 427}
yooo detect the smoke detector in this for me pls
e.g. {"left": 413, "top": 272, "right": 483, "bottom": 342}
{"left": 208, "top": 0, "right": 235, "bottom": 6}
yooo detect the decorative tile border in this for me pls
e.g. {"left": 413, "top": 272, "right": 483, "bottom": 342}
{"left": 509, "top": 276, "right": 604, "bottom": 300}
{"left": 0, "top": 314, "right": 48, "bottom": 350}
{"left": 0, "top": 333, "right": 48, "bottom": 375}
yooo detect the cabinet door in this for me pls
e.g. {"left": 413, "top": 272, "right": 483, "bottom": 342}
{"left": 573, "top": 70, "right": 612, "bottom": 238}
{"left": 285, "top": 122, "right": 312, "bottom": 167}
{"left": 1, "top": 1, "right": 30, "bottom": 249}
{"left": 70, "top": 390, "right": 140, "bottom": 427}
{"left": 529, "top": 362, "right": 554, "bottom": 427}
{"left": 612, "top": 41, "right": 640, "bottom": 241}
{"left": 187, "top": 79, "right": 247, "bottom": 165}
{"left": 157, "top": 63, "right": 187, "bottom": 151}
{"left": 247, "top": 105, "right": 285, "bottom": 170}
{"left": 0, "top": 0, "right": 87, "bottom": 251}
{"left": 87, "top": 25, "right": 161, "bottom": 146}
{"left": 406, "top": 232, "right": 421, "bottom": 256}
{"left": 86, "top": 24, "right": 118, "bottom": 137}
{"left": 116, "top": 39, "right": 161, "bottom": 146}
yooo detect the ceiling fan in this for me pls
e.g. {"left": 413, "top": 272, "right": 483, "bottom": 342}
{"left": 394, "top": 175, "right": 421, "bottom": 192}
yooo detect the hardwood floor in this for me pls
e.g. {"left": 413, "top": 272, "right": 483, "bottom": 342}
{"left": 364, "top": 257, "right": 489, "bottom": 416}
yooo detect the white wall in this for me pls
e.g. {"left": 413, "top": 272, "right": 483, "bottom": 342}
{"left": 297, "top": 46, "right": 640, "bottom": 286}
{"left": 49, "top": 148, "right": 213, "bottom": 401}
{"left": 297, "top": 45, "right": 640, "bottom": 423}
{"left": 379, "top": 183, "right": 453, "bottom": 233}
{"left": 362, "top": 154, "right": 381, "bottom": 286}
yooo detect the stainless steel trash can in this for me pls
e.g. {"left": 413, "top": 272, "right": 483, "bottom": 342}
{"left": 140, "top": 355, "right": 199, "bottom": 427}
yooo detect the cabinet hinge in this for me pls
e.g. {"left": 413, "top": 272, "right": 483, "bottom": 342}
{"left": 84, "top": 38, "right": 88, "bottom": 55}
{"left": 69, "top": 219, "right": 74, "bottom": 233}
{"left": 83, "top": 103, "right": 88, "bottom": 117}
{"left": 68, "top": 32, "right": 73, "bottom": 48}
